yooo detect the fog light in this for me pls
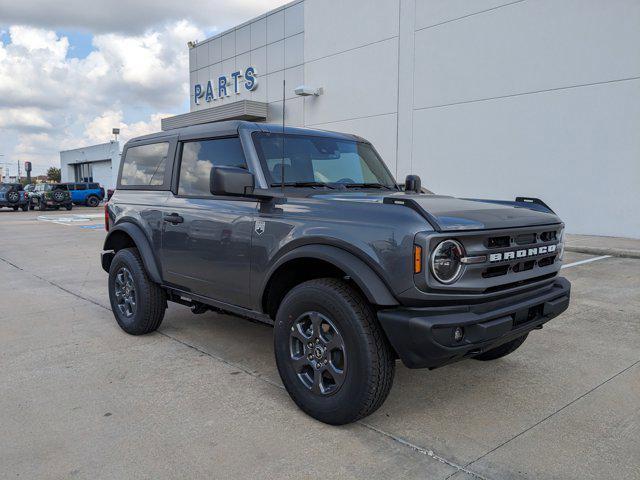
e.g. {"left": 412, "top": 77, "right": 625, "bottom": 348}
{"left": 453, "top": 327, "right": 464, "bottom": 342}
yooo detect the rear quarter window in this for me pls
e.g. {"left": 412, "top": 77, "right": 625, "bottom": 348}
{"left": 120, "top": 142, "right": 170, "bottom": 187}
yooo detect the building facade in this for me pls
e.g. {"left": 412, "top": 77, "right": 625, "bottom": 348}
{"left": 166, "top": 0, "right": 640, "bottom": 238}
{"left": 60, "top": 141, "right": 121, "bottom": 190}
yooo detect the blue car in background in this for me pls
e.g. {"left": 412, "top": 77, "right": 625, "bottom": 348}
{"left": 65, "top": 182, "right": 105, "bottom": 207}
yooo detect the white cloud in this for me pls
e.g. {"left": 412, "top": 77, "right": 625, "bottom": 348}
{"left": 0, "top": 22, "right": 203, "bottom": 173}
{"left": 0, "top": 0, "right": 288, "bottom": 174}
{"left": 0, "top": 0, "right": 290, "bottom": 34}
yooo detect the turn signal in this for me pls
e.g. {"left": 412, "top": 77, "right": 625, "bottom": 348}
{"left": 413, "top": 245, "right": 423, "bottom": 274}
{"left": 104, "top": 203, "right": 110, "bottom": 232}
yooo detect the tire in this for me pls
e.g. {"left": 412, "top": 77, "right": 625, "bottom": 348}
{"left": 12, "top": 206, "right": 18, "bottom": 211}
{"left": 65, "top": 204, "right": 72, "bottom": 211}
{"left": 7, "top": 190, "right": 19, "bottom": 204}
{"left": 21, "top": 205, "right": 28, "bottom": 212}
{"left": 86, "top": 195, "right": 100, "bottom": 207}
{"left": 473, "top": 334, "right": 529, "bottom": 361}
{"left": 108, "top": 248, "right": 166, "bottom": 335}
{"left": 38, "top": 199, "right": 47, "bottom": 211}
{"left": 274, "top": 278, "right": 395, "bottom": 425}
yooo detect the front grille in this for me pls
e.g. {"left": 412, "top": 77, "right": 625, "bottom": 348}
{"left": 423, "top": 224, "right": 563, "bottom": 295}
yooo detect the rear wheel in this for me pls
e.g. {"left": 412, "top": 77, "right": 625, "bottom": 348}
{"left": 473, "top": 334, "right": 529, "bottom": 361}
{"left": 12, "top": 206, "right": 18, "bottom": 211}
{"left": 65, "top": 204, "right": 72, "bottom": 211}
{"left": 21, "top": 205, "right": 28, "bottom": 211}
{"left": 274, "top": 278, "right": 395, "bottom": 425}
{"left": 108, "top": 248, "right": 166, "bottom": 335}
{"left": 86, "top": 195, "right": 100, "bottom": 207}
{"left": 38, "top": 199, "right": 47, "bottom": 211}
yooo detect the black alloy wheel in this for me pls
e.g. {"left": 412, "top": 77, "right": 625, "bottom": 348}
{"left": 114, "top": 266, "right": 137, "bottom": 318}
{"left": 289, "top": 311, "right": 347, "bottom": 396}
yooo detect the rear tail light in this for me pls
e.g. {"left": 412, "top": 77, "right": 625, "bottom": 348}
{"left": 104, "top": 203, "right": 110, "bottom": 232}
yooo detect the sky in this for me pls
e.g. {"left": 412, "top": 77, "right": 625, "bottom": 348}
{"left": 0, "top": 0, "right": 289, "bottom": 175}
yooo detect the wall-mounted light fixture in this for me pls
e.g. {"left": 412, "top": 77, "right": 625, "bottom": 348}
{"left": 294, "top": 85, "right": 323, "bottom": 97}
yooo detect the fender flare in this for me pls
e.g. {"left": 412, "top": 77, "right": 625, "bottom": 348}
{"left": 261, "top": 244, "right": 398, "bottom": 307}
{"left": 102, "top": 222, "right": 162, "bottom": 284}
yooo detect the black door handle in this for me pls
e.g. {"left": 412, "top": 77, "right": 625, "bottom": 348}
{"left": 164, "top": 213, "right": 184, "bottom": 224}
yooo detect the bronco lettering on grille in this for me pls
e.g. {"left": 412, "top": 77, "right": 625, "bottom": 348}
{"left": 489, "top": 244, "right": 557, "bottom": 263}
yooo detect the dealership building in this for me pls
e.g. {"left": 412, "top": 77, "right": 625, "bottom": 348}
{"left": 60, "top": 141, "right": 121, "bottom": 190}
{"left": 163, "top": 0, "right": 640, "bottom": 238}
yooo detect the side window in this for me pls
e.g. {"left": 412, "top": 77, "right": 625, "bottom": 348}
{"left": 75, "top": 184, "right": 87, "bottom": 190}
{"left": 89, "top": 183, "right": 99, "bottom": 189}
{"left": 178, "top": 137, "right": 247, "bottom": 196}
{"left": 67, "top": 184, "right": 76, "bottom": 191}
{"left": 120, "top": 142, "right": 170, "bottom": 187}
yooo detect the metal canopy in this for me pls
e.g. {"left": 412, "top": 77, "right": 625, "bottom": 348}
{"left": 161, "top": 100, "right": 268, "bottom": 131}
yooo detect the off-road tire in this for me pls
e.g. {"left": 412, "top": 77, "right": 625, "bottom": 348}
{"left": 108, "top": 248, "right": 166, "bottom": 335}
{"left": 473, "top": 334, "right": 529, "bottom": 361}
{"left": 38, "top": 199, "right": 47, "bottom": 211}
{"left": 65, "top": 204, "right": 72, "bottom": 211}
{"left": 86, "top": 195, "right": 100, "bottom": 207}
{"left": 274, "top": 278, "right": 395, "bottom": 425}
{"left": 21, "top": 204, "right": 28, "bottom": 211}
{"left": 7, "top": 190, "right": 19, "bottom": 204}
{"left": 12, "top": 206, "right": 18, "bottom": 211}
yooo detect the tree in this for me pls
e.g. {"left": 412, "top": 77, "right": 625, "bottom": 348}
{"left": 47, "top": 167, "right": 61, "bottom": 182}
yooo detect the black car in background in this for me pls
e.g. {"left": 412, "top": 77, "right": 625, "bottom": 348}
{"left": 0, "top": 183, "right": 29, "bottom": 211}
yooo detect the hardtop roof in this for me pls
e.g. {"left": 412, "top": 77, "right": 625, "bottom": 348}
{"left": 124, "top": 121, "right": 367, "bottom": 147}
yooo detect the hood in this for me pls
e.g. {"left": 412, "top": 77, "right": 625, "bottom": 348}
{"left": 312, "top": 192, "right": 562, "bottom": 231}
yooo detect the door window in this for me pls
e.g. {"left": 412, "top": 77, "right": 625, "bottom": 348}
{"left": 120, "top": 142, "right": 169, "bottom": 186}
{"left": 178, "top": 137, "right": 247, "bottom": 196}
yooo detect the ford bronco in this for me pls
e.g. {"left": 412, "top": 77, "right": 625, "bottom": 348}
{"left": 101, "top": 121, "right": 571, "bottom": 425}
{"left": 0, "top": 183, "right": 29, "bottom": 211}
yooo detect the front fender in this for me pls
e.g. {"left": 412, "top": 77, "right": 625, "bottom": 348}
{"left": 261, "top": 244, "right": 399, "bottom": 307}
{"left": 102, "top": 222, "right": 162, "bottom": 284}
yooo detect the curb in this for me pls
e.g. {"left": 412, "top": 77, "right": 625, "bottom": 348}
{"left": 565, "top": 245, "right": 640, "bottom": 260}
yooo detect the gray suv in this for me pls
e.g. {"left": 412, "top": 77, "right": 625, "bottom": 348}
{"left": 101, "top": 121, "right": 571, "bottom": 425}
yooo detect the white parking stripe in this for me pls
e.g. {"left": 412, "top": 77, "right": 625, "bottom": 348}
{"left": 561, "top": 255, "right": 612, "bottom": 269}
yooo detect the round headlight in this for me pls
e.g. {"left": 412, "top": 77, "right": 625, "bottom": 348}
{"left": 430, "top": 239, "right": 464, "bottom": 284}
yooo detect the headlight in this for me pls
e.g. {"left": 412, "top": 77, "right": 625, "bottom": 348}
{"left": 430, "top": 239, "right": 465, "bottom": 284}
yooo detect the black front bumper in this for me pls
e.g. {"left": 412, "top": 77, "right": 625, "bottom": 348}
{"left": 377, "top": 277, "right": 571, "bottom": 369}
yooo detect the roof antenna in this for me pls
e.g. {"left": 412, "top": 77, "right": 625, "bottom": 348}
{"left": 281, "top": 79, "right": 286, "bottom": 192}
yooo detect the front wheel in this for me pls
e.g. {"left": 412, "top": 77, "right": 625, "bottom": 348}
{"left": 21, "top": 205, "right": 28, "bottom": 211}
{"left": 473, "top": 334, "right": 529, "bottom": 361}
{"left": 108, "top": 248, "right": 166, "bottom": 335}
{"left": 38, "top": 200, "right": 47, "bottom": 211}
{"left": 65, "top": 204, "right": 72, "bottom": 211}
{"left": 274, "top": 278, "right": 395, "bottom": 425}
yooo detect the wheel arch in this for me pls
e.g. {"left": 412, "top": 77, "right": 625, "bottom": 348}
{"left": 261, "top": 245, "right": 398, "bottom": 319}
{"left": 102, "top": 222, "right": 162, "bottom": 284}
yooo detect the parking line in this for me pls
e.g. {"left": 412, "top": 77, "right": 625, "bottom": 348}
{"left": 561, "top": 255, "right": 611, "bottom": 269}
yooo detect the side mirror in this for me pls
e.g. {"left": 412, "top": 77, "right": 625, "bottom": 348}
{"left": 210, "top": 166, "right": 255, "bottom": 196}
{"left": 405, "top": 174, "right": 422, "bottom": 194}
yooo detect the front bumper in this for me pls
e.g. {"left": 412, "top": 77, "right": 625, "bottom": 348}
{"left": 377, "top": 277, "right": 571, "bottom": 369}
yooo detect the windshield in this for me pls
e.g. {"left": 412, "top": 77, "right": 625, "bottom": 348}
{"left": 253, "top": 133, "right": 398, "bottom": 189}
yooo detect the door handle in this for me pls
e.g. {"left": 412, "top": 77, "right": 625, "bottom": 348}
{"left": 164, "top": 213, "right": 184, "bottom": 224}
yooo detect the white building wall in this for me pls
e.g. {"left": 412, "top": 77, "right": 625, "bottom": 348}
{"left": 188, "top": 0, "right": 640, "bottom": 238}
{"left": 59, "top": 141, "right": 121, "bottom": 190}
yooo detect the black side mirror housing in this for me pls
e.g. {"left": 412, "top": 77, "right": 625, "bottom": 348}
{"left": 210, "top": 166, "right": 255, "bottom": 196}
{"left": 405, "top": 174, "right": 422, "bottom": 193}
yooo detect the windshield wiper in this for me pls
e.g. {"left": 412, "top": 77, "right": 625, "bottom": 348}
{"left": 270, "top": 181, "right": 335, "bottom": 189}
{"left": 343, "top": 183, "right": 394, "bottom": 190}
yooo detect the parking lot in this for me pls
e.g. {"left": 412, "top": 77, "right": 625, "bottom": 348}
{"left": 1, "top": 208, "right": 638, "bottom": 479}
